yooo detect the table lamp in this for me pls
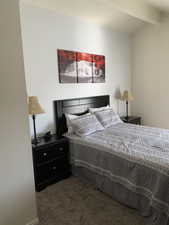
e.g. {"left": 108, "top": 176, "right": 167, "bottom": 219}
{"left": 121, "top": 90, "right": 134, "bottom": 119}
{"left": 28, "top": 96, "right": 45, "bottom": 144}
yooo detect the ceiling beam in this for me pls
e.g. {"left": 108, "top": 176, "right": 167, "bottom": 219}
{"left": 99, "top": 0, "right": 161, "bottom": 24}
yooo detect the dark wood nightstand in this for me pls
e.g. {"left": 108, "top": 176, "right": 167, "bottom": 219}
{"left": 32, "top": 135, "right": 70, "bottom": 191}
{"left": 121, "top": 116, "right": 141, "bottom": 125}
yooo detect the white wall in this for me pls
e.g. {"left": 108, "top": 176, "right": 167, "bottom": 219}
{"left": 20, "top": 3, "right": 131, "bottom": 136}
{"left": 0, "top": 1, "right": 37, "bottom": 225}
{"left": 132, "top": 15, "right": 169, "bottom": 129}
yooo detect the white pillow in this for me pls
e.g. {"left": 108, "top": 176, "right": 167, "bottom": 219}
{"left": 94, "top": 108, "right": 122, "bottom": 128}
{"left": 70, "top": 114, "right": 104, "bottom": 137}
{"left": 65, "top": 114, "right": 78, "bottom": 134}
{"left": 65, "top": 113, "right": 90, "bottom": 134}
{"left": 89, "top": 105, "right": 110, "bottom": 113}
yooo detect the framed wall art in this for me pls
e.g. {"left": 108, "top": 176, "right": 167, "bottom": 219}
{"left": 57, "top": 49, "right": 105, "bottom": 83}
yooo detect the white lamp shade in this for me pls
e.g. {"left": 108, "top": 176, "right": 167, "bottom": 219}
{"left": 28, "top": 96, "right": 45, "bottom": 115}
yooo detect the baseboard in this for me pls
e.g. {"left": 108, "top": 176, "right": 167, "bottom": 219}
{"left": 26, "top": 217, "right": 39, "bottom": 225}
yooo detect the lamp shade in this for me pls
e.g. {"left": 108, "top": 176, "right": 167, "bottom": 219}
{"left": 28, "top": 96, "right": 45, "bottom": 115}
{"left": 122, "top": 90, "right": 134, "bottom": 101}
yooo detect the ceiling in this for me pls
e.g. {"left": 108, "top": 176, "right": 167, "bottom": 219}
{"left": 147, "top": 0, "right": 169, "bottom": 11}
{"left": 22, "top": 0, "right": 169, "bottom": 33}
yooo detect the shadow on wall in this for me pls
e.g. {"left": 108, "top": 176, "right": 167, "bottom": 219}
{"left": 39, "top": 122, "right": 55, "bottom": 137}
{"left": 114, "top": 87, "right": 122, "bottom": 114}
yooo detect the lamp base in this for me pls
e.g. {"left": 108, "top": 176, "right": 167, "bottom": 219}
{"left": 32, "top": 138, "right": 40, "bottom": 145}
{"left": 125, "top": 115, "right": 129, "bottom": 120}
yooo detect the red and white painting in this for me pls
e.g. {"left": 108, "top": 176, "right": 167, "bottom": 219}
{"left": 57, "top": 49, "right": 105, "bottom": 83}
{"left": 58, "top": 50, "right": 77, "bottom": 83}
{"left": 77, "top": 52, "right": 93, "bottom": 83}
{"left": 93, "top": 54, "right": 105, "bottom": 83}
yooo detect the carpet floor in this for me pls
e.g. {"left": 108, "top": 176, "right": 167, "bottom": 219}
{"left": 36, "top": 176, "right": 146, "bottom": 225}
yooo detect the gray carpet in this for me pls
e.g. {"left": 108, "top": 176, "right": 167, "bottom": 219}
{"left": 37, "top": 177, "right": 146, "bottom": 225}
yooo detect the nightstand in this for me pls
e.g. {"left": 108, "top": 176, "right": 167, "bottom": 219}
{"left": 32, "top": 135, "right": 70, "bottom": 191}
{"left": 121, "top": 116, "right": 141, "bottom": 125}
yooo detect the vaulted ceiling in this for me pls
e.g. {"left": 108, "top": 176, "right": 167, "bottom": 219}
{"left": 22, "top": 0, "right": 169, "bottom": 33}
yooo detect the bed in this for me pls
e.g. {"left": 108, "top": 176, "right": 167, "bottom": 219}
{"left": 54, "top": 95, "right": 169, "bottom": 225}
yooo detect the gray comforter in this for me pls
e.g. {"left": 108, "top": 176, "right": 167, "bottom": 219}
{"left": 67, "top": 123, "right": 169, "bottom": 225}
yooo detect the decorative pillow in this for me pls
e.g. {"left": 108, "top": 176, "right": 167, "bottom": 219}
{"left": 70, "top": 114, "right": 104, "bottom": 137}
{"left": 89, "top": 105, "right": 110, "bottom": 113}
{"left": 65, "top": 113, "right": 90, "bottom": 134}
{"left": 94, "top": 109, "right": 122, "bottom": 128}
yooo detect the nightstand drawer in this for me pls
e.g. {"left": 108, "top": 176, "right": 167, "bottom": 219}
{"left": 32, "top": 136, "right": 70, "bottom": 191}
{"left": 34, "top": 143, "right": 68, "bottom": 165}
{"left": 36, "top": 157, "right": 69, "bottom": 184}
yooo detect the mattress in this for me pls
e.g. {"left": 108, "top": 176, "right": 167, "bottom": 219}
{"left": 66, "top": 123, "right": 169, "bottom": 225}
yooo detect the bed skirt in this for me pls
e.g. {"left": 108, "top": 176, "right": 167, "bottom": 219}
{"left": 72, "top": 165, "right": 168, "bottom": 225}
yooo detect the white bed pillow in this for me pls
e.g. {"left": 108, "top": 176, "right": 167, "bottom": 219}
{"left": 65, "top": 113, "right": 90, "bottom": 134}
{"left": 65, "top": 114, "right": 78, "bottom": 134}
{"left": 94, "top": 108, "right": 122, "bottom": 128}
{"left": 70, "top": 114, "right": 104, "bottom": 137}
{"left": 89, "top": 105, "right": 110, "bottom": 113}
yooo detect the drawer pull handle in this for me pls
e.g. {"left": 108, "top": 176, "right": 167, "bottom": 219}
{"left": 59, "top": 147, "right": 63, "bottom": 151}
{"left": 43, "top": 152, "right": 47, "bottom": 156}
{"left": 52, "top": 166, "right": 56, "bottom": 170}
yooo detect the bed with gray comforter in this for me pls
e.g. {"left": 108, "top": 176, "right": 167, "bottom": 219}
{"left": 66, "top": 123, "right": 169, "bottom": 225}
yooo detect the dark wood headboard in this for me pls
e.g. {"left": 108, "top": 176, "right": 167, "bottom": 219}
{"left": 53, "top": 95, "right": 110, "bottom": 138}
